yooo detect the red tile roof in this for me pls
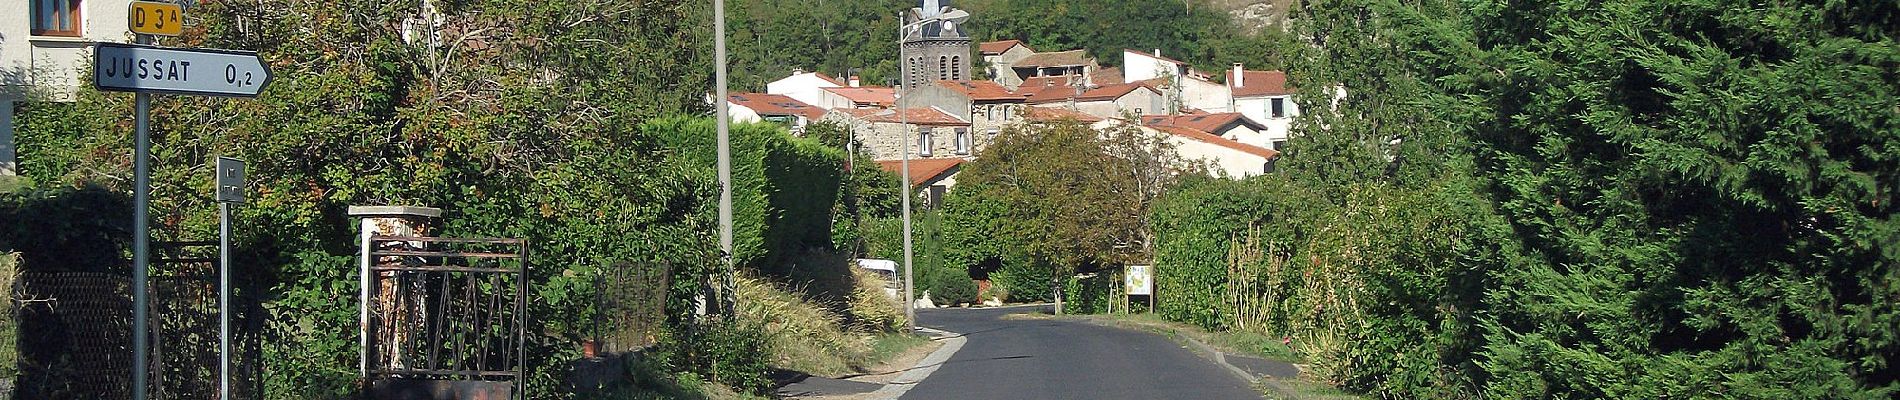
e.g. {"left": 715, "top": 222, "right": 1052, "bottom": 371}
{"left": 1018, "top": 75, "right": 1081, "bottom": 91}
{"left": 979, "top": 40, "right": 1031, "bottom": 55}
{"left": 728, "top": 92, "right": 826, "bottom": 121}
{"left": 936, "top": 80, "right": 1025, "bottom": 102}
{"left": 822, "top": 86, "right": 897, "bottom": 107}
{"left": 876, "top": 158, "right": 965, "bottom": 186}
{"left": 1141, "top": 113, "right": 1268, "bottom": 136}
{"left": 1093, "top": 67, "right": 1125, "bottom": 85}
{"left": 1022, "top": 106, "right": 1105, "bottom": 123}
{"left": 1151, "top": 126, "right": 1280, "bottom": 159}
{"left": 1227, "top": 70, "right": 1292, "bottom": 97}
{"left": 1025, "top": 82, "right": 1154, "bottom": 104}
{"left": 811, "top": 71, "right": 848, "bottom": 86}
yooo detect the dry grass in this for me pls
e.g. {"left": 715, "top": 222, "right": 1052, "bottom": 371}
{"left": 735, "top": 270, "right": 924, "bottom": 378}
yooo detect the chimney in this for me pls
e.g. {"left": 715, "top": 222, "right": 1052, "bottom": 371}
{"left": 849, "top": 75, "right": 861, "bottom": 87}
{"left": 1232, "top": 63, "right": 1245, "bottom": 88}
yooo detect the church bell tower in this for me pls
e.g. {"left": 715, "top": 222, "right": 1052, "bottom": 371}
{"left": 901, "top": 0, "right": 972, "bottom": 89}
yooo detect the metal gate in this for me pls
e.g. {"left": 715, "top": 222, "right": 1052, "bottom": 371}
{"left": 362, "top": 235, "right": 529, "bottom": 398}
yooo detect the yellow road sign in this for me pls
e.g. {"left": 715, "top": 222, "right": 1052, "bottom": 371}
{"left": 128, "top": 1, "right": 184, "bottom": 36}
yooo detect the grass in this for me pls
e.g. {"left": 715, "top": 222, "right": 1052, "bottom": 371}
{"left": 735, "top": 271, "right": 927, "bottom": 378}
{"left": 866, "top": 332, "right": 929, "bottom": 363}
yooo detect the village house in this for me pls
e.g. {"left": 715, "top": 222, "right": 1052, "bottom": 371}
{"left": 822, "top": 106, "right": 975, "bottom": 162}
{"left": 1004, "top": 49, "right": 1095, "bottom": 90}
{"left": 1122, "top": 49, "right": 1230, "bottom": 114}
{"left": 1145, "top": 123, "right": 1280, "bottom": 178}
{"left": 813, "top": 86, "right": 897, "bottom": 110}
{"left": 977, "top": 40, "right": 1035, "bottom": 87}
{"left": 1023, "top": 82, "right": 1166, "bottom": 120}
{"left": 3, "top": 0, "right": 137, "bottom": 175}
{"left": 726, "top": 93, "right": 827, "bottom": 133}
{"left": 1140, "top": 112, "right": 1273, "bottom": 149}
{"left": 765, "top": 70, "right": 849, "bottom": 110}
{"left": 904, "top": 80, "right": 1026, "bottom": 137}
{"left": 876, "top": 158, "right": 963, "bottom": 208}
{"left": 1227, "top": 64, "right": 1297, "bottom": 150}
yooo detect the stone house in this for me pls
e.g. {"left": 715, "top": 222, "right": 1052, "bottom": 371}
{"left": 977, "top": 40, "right": 1035, "bottom": 87}
{"left": 904, "top": 80, "right": 1027, "bottom": 139}
{"left": 1005, "top": 49, "right": 1095, "bottom": 89}
{"left": 1023, "top": 82, "right": 1166, "bottom": 120}
{"left": 876, "top": 158, "right": 963, "bottom": 208}
{"left": 822, "top": 106, "right": 976, "bottom": 161}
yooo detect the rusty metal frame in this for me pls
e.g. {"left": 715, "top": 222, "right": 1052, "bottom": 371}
{"left": 361, "top": 235, "right": 529, "bottom": 397}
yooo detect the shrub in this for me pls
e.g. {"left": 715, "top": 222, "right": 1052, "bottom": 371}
{"left": 925, "top": 268, "right": 977, "bottom": 307}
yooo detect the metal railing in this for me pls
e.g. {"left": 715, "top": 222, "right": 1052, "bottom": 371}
{"left": 361, "top": 235, "right": 529, "bottom": 395}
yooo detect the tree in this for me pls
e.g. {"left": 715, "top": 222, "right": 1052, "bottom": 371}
{"left": 942, "top": 119, "right": 1191, "bottom": 312}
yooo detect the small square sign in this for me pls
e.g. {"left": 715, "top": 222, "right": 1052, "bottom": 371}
{"left": 215, "top": 157, "right": 245, "bottom": 203}
{"left": 1125, "top": 265, "right": 1153, "bottom": 296}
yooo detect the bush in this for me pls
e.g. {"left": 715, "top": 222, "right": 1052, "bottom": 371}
{"left": 925, "top": 268, "right": 977, "bottom": 307}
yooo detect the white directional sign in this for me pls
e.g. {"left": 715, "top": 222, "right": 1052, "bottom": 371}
{"left": 94, "top": 43, "right": 272, "bottom": 97}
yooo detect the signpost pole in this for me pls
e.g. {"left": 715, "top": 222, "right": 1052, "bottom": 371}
{"left": 218, "top": 200, "right": 231, "bottom": 400}
{"left": 130, "top": 33, "right": 153, "bottom": 400}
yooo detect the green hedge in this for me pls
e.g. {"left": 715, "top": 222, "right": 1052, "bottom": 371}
{"left": 647, "top": 117, "right": 851, "bottom": 277}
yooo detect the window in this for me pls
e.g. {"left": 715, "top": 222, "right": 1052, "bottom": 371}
{"left": 1271, "top": 140, "right": 1288, "bottom": 151}
{"left": 1270, "top": 98, "right": 1286, "bottom": 118}
{"left": 938, "top": 56, "right": 949, "bottom": 81}
{"left": 918, "top": 130, "right": 934, "bottom": 156}
{"left": 33, "top": 0, "right": 83, "bottom": 37}
{"left": 951, "top": 56, "right": 962, "bottom": 80}
{"left": 954, "top": 128, "right": 970, "bottom": 155}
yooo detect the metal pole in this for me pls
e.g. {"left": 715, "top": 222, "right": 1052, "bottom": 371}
{"left": 218, "top": 201, "right": 232, "bottom": 400}
{"left": 132, "top": 32, "right": 153, "bottom": 400}
{"left": 898, "top": 12, "right": 915, "bottom": 332}
{"left": 715, "top": 0, "right": 733, "bottom": 317}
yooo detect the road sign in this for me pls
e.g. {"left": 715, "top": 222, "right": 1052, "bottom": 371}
{"left": 1125, "top": 265, "right": 1153, "bottom": 296}
{"left": 94, "top": 43, "right": 272, "bottom": 97}
{"left": 215, "top": 157, "right": 245, "bottom": 203}
{"left": 128, "top": 1, "right": 184, "bottom": 36}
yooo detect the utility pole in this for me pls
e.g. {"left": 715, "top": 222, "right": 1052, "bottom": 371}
{"left": 898, "top": 11, "right": 916, "bottom": 332}
{"left": 715, "top": 0, "right": 734, "bottom": 317}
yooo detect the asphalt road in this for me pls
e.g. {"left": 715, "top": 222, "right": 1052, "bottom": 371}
{"left": 902, "top": 306, "right": 1262, "bottom": 400}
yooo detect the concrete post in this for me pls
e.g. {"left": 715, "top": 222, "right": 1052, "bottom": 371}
{"left": 348, "top": 205, "right": 442, "bottom": 375}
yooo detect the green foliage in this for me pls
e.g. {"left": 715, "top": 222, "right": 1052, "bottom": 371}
{"left": 923, "top": 265, "right": 977, "bottom": 307}
{"left": 0, "top": 252, "right": 18, "bottom": 380}
{"left": 647, "top": 117, "right": 851, "bottom": 277}
{"left": 663, "top": 319, "right": 774, "bottom": 395}
{"left": 940, "top": 120, "right": 1189, "bottom": 309}
{"left": 1148, "top": 0, "right": 1900, "bottom": 398}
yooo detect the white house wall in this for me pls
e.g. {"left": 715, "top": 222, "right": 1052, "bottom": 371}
{"left": 767, "top": 73, "right": 842, "bottom": 108}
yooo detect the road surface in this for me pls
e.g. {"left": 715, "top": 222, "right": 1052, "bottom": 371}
{"left": 902, "top": 306, "right": 1262, "bottom": 399}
